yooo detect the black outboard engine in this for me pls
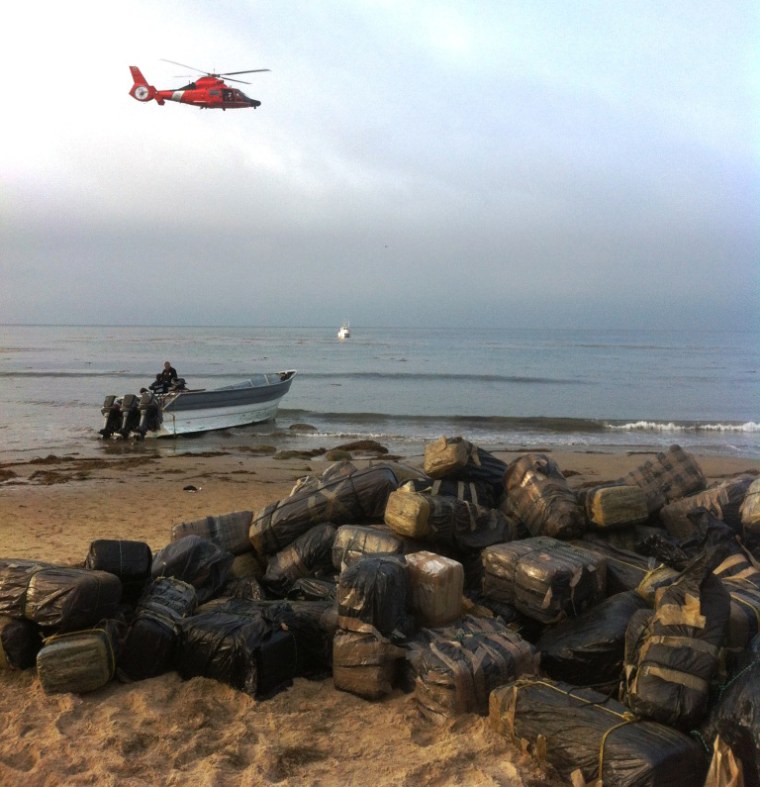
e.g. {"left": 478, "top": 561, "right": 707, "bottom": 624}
{"left": 119, "top": 394, "right": 142, "bottom": 437}
{"left": 99, "top": 395, "right": 122, "bottom": 439}
{"left": 136, "top": 390, "right": 163, "bottom": 437}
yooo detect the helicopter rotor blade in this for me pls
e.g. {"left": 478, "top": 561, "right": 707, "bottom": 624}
{"left": 219, "top": 68, "right": 271, "bottom": 76}
{"left": 223, "top": 77, "right": 251, "bottom": 85}
{"left": 161, "top": 59, "right": 210, "bottom": 75}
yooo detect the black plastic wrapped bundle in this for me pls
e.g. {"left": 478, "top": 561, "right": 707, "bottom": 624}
{"left": 84, "top": 539, "right": 153, "bottom": 604}
{"left": 337, "top": 556, "right": 412, "bottom": 640}
{"left": 482, "top": 537, "right": 607, "bottom": 624}
{"left": 118, "top": 577, "right": 197, "bottom": 682}
{"left": 504, "top": 453, "right": 586, "bottom": 539}
{"left": 171, "top": 511, "right": 253, "bottom": 556}
{"left": 151, "top": 534, "right": 233, "bottom": 603}
{"left": 422, "top": 436, "right": 507, "bottom": 503}
{"left": 536, "top": 590, "right": 649, "bottom": 686}
{"left": 261, "top": 600, "right": 333, "bottom": 677}
{"left": 25, "top": 567, "right": 122, "bottom": 632}
{"left": 406, "top": 615, "right": 538, "bottom": 721}
{"left": 250, "top": 466, "right": 399, "bottom": 557}
{"left": 0, "top": 559, "right": 54, "bottom": 618}
{"left": 263, "top": 523, "right": 337, "bottom": 597}
{"left": 0, "top": 615, "right": 42, "bottom": 669}
{"left": 490, "top": 678, "right": 708, "bottom": 786}
{"left": 622, "top": 549, "right": 731, "bottom": 729}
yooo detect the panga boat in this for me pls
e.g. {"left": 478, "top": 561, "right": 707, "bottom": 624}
{"left": 337, "top": 322, "right": 350, "bottom": 340}
{"left": 99, "top": 370, "right": 297, "bottom": 439}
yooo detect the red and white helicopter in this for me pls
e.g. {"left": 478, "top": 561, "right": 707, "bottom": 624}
{"left": 129, "top": 59, "right": 269, "bottom": 110}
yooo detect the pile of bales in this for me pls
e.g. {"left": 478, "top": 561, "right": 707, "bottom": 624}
{"left": 2, "top": 437, "right": 760, "bottom": 786}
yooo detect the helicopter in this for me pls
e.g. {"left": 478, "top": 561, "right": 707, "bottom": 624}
{"left": 129, "top": 59, "right": 269, "bottom": 110}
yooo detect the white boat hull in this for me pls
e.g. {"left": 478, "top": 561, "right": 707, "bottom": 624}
{"left": 153, "top": 397, "right": 284, "bottom": 437}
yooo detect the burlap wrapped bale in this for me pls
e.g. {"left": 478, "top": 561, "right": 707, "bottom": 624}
{"left": 171, "top": 511, "right": 253, "bottom": 556}
{"left": 423, "top": 436, "right": 507, "bottom": 494}
{"left": 489, "top": 678, "right": 708, "bottom": 786}
{"left": 482, "top": 537, "right": 607, "bottom": 624}
{"left": 404, "top": 551, "right": 464, "bottom": 628}
{"left": 384, "top": 490, "right": 516, "bottom": 551}
{"left": 151, "top": 534, "right": 233, "bottom": 603}
{"left": 333, "top": 628, "right": 405, "bottom": 700}
{"left": 250, "top": 466, "right": 399, "bottom": 556}
{"left": 25, "top": 567, "right": 122, "bottom": 632}
{"left": 337, "top": 556, "right": 412, "bottom": 639}
{"left": 37, "top": 618, "right": 124, "bottom": 694}
{"left": 504, "top": 453, "right": 585, "bottom": 539}
{"left": 580, "top": 484, "right": 649, "bottom": 529}
{"left": 536, "top": 590, "right": 649, "bottom": 686}
{"left": 741, "top": 477, "right": 760, "bottom": 542}
{"left": 406, "top": 615, "right": 538, "bottom": 721}
{"left": 118, "top": 577, "right": 197, "bottom": 682}
{"left": 331, "top": 525, "right": 405, "bottom": 573}
{"left": 622, "top": 550, "right": 731, "bottom": 729}
{"left": 618, "top": 444, "right": 706, "bottom": 514}
{"left": 263, "top": 523, "right": 336, "bottom": 597}
{"left": 659, "top": 475, "right": 754, "bottom": 540}
{"left": 0, "top": 615, "right": 42, "bottom": 670}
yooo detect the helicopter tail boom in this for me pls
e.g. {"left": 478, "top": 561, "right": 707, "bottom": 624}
{"left": 128, "top": 66, "right": 160, "bottom": 104}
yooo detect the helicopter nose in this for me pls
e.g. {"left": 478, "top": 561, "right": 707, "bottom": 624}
{"left": 250, "top": 99, "right": 261, "bottom": 108}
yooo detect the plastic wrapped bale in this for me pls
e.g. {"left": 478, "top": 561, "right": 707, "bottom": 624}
{"left": 578, "top": 484, "right": 649, "bottom": 530}
{"left": 37, "top": 618, "right": 125, "bottom": 694}
{"left": 0, "top": 615, "right": 42, "bottom": 669}
{"left": 404, "top": 551, "right": 464, "bottom": 628}
{"left": 287, "top": 577, "right": 338, "bottom": 602}
{"left": 622, "top": 550, "right": 731, "bottom": 730}
{"left": 250, "top": 465, "right": 399, "bottom": 557}
{"left": 617, "top": 444, "right": 706, "bottom": 515}
{"left": 262, "top": 523, "right": 337, "bottom": 597}
{"left": 384, "top": 490, "right": 516, "bottom": 551}
{"left": 228, "top": 551, "right": 265, "bottom": 580}
{"left": 573, "top": 537, "right": 670, "bottom": 595}
{"left": 536, "top": 590, "right": 650, "bottom": 686}
{"left": 84, "top": 539, "right": 152, "bottom": 604}
{"left": 117, "top": 577, "right": 197, "bottom": 682}
{"left": 151, "top": 534, "right": 233, "bottom": 603}
{"left": 25, "top": 567, "right": 122, "bottom": 632}
{"left": 482, "top": 537, "right": 607, "bottom": 624}
{"left": 260, "top": 600, "right": 333, "bottom": 678}
{"left": 712, "top": 547, "right": 760, "bottom": 652}
{"left": 337, "top": 556, "right": 412, "bottom": 640}
{"left": 331, "top": 525, "right": 405, "bottom": 573}
{"left": 701, "top": 636, "right": 760, "bottom": 787}
{"left": 177, "top": 608, "right": 296, "bottom": 698}
{"left": 504, "top": 453, "right": 586, "bottom": 539}
{"left": 0, "top": 559, "right": 54, "bottom": 617}
{"left": 423, "top": 436, "right": 507, "bottom": 500}
{"left": 333, "top": 629, "right": 406, "bottom": 700}
{"left": 403, "top": 474, "right": 499, "bottom": 509}
{"left": 659, "top": 475, "right": 754, "bottom": 541}
{"left": 406, "top": 615, "right": 538, "bottom": 721}
{"left": 489, "top": 678, "right": 708, "bottom": 786}
{"left": 741, "top": 477, "right": 760, "bottom": 550}
{"left": 171, "top": 510, "right": 253, "bottom": 556}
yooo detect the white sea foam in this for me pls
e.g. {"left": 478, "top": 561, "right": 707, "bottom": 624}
{"left": 610, "top": 421, "right": 759, "bottom": 433}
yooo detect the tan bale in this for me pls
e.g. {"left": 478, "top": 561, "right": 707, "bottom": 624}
{"left": 332, "top": 629, "right": 405, "bottom": 700}
{"left": 584, "top": 484, "right": 649, "bottom": 529}
{"left": 404, "top": 551, "right": 464, "bottom": 628}
{"left": 423, "top": 435, "right": 472, "bottom": 478}
{"left": 37, "top": 627, "right": 116, "bottom": 694}
{"left": 741, "top": 477, "right": 760, "bottom": 531}
{"left": 384, "top": 490, "right": 431, "bottom": 539}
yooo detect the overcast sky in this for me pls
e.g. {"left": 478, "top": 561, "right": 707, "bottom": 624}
{"left": 1, "top": 1, "right": 757, "bottom": 329}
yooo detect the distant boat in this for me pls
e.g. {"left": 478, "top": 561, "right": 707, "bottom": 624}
{"left": 337, "top": 322, "right": 351, "bottom": 340}
{"left": 98, "top": 371, "right": 297, "bottom": 439}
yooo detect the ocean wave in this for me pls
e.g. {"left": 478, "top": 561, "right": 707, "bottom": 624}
{"left": 608, "top": 420, "right": 760, "bottom": 433}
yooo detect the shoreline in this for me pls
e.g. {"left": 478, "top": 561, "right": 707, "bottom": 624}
{"left": 1, "top": 443, "right": 758, "bottom": 785}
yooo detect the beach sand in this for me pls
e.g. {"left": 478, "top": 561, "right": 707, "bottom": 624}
{"left": 1, "top": 444, "right": 758, "bottom": 786}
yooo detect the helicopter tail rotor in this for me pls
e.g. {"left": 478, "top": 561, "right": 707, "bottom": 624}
{"left": 128, "top": 66, "right": 159, "bottom": 103}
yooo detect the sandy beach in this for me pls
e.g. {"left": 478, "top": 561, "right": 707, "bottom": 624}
{"left": 1, "top": 443, "right": 758, "bottom": 786}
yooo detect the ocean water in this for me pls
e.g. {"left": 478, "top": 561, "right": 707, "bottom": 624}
{"left": 1, "top": 324, "right": 758, "bottom": 460}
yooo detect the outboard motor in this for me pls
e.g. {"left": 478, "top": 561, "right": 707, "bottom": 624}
{"left": 136, "top": 390, "right": 163, "bottom": 437}
{"left": 119, "top": 394, "right": 142, "bottom": 437}
{"left": 99, "top": 395, "right": 122, "bottom": 439}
